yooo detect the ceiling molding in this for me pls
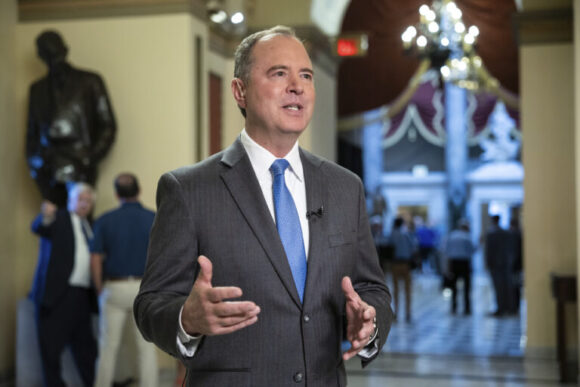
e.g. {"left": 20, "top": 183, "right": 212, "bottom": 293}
{"left": 19, "top": 0, "right": 206, "bottom": 22}
{"left": 514, "top": 8, "right": 572, "bottom": 45}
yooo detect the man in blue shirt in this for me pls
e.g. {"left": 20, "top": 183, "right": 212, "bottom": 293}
{"left": 90, "top": 173, "right": 158, "bottom": 387}
{"left": 387, "top": 217, "right": 416, "bottom": 322}
{"left": 444, "top": 219, "right": 476, "bottom": 315}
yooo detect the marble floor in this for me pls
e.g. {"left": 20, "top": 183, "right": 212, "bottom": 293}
{"left": 156, "top": 272, "right": 569, "bottom": 387}
{"left": 341, "top": 271, "right": 567, "bottom": 387}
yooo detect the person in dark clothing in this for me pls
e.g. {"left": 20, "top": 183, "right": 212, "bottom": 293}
{"left": 133, "top": 26, "right": 392, "bottom": 387}
{"left": 509, "top": 218, "right": 523, "bottom": 314}
{"left": 387, "top": 217, "right": 416, "bottom": 322}
{"left": 444, "top": 219, "right": 475, "bottom": 315}
{"left": 30, "top": 182, "right": 98, "bottom": 387}
{"left": 415, "top": 218, "right": 438, "bottom": 273}
{"left": 485, "top": 215, "right": 515, "bottom": 316}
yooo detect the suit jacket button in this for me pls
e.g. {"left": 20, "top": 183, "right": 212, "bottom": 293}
{"left": 293, "top": 372, "right": 303, "bottom": 382}
{"left": 303, "top": 315, "right": 310, "bottom": 322}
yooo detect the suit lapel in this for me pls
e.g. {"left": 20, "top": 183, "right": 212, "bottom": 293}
{"left": 300, "top": 150, "right": 327, "bottom": 307}
{"left": 220, "top": 138, "right": 303, "bottom": 307}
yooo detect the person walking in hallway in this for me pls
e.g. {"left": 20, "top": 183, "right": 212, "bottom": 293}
{"left": 387, "top": 216, "right": 416, "bottom": 322}
{"left": 444, "top": 219, "right": 476, "bottom": 315}
{"left": 91, "top": 173, "right": 158, "bottom": 387}
{"left": 30, "top": 183, "right": 98, "bottom": 387}
{"left": 134, "top": 25, "right": 393, "bottom": 387}
{"left": 485, "top": 215, "right": 515, "bottom": 316}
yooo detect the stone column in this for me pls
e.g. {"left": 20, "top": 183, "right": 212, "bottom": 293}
{"left": 445, "top": 81, "right": 468, "bottom": 229}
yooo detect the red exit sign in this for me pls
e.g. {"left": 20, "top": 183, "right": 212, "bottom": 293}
{"left": 334, "top": 34, "right": 368, "bottom": 57}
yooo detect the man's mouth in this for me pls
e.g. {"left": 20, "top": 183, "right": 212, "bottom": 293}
{"left": 283, "top": 104, "right": 302, "bottom": 111}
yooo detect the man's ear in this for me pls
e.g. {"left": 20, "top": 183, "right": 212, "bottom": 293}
{"left": 231, "top": 78, "right": 246, "bottom": 107}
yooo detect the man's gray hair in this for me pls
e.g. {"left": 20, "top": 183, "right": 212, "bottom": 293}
{"left": 68, "top": 182, "right": 96, "bottom": 204}
{"left": 233, "top": 25, "right": 297, "bottom": 84}
{"left": 233, "top": 25, "right": 298, "bottom": 118}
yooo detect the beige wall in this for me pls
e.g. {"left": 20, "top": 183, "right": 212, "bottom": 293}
{"left": 248, "top": 0, "right": 312, "bottom": 29}
{"left": 306, "top": 62, "right": 337, "bottom": 161}
{"left": 0, "top": 0, "right": 18, "bottom": 376}
{"left": 521, "top": 43, "right": 578, "bottom": 353}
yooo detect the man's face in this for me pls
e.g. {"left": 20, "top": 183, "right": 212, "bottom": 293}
{"left": 69, "top": 191, "right": 94, "bottom": 218}
{"left": 241, "top": 35, "right": 315, "bottom": 141}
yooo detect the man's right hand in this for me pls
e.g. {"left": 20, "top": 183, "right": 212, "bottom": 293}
{"left": 181, "top": 255, "right": 260, "bottom": 336}
{"left": 40, "top": 200, "right": 57, "bottom": 224}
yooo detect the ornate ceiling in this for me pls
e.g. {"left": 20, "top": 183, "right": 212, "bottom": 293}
{"left": 337, "top": 0, "right": 519, "bottom": 117}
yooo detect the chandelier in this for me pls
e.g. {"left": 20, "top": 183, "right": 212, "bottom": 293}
{"left": 401, "top": 0, "right": 493, "bottom": 91}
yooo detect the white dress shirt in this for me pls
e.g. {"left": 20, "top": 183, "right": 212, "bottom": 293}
{"left": 68, "top": 213, "right": 92, "bottom": 288}
{"left": 239, "top": 129, "right": 309, "bottom": 256}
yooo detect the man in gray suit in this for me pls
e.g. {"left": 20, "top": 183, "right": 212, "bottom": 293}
{"left": 134, "top": 25, "right": 393, "bottom": 386}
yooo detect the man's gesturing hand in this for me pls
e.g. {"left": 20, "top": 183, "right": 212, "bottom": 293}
{"left": 341, "top": 276, "right": 377, "bottom": 361}
{"left": 181, "top": 255, "right": 261, "bottom": 336}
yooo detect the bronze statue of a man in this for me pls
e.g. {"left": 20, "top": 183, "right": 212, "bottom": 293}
{"left": 26, "top": 30, "right": 116, "bottom": 207}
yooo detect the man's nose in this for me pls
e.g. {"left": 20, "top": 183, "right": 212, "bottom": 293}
{"left": 287, "top": 74, "right": 304, "bottom": 95}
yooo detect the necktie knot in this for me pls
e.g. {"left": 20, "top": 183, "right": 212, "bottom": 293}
{"left": 270, "top": 159, "right": 290, "bottom": 177}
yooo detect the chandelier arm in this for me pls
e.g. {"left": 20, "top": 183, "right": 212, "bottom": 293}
{"left": 477, "top": 66, "right": 520, "bottom": 111}
{"left": 387, "top": 59, "right": 431, "bottom": 119}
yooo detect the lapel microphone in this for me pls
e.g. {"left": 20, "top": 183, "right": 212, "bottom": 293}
{"left": 306, "top": 206, "right": 324, "bottom": 219}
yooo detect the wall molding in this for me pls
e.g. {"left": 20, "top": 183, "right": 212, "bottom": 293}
{"left": 19, "top": 0, "right": 206, "bottom": 22}
{"left": 514, "top": 8, "right": 573, "bottom": 45}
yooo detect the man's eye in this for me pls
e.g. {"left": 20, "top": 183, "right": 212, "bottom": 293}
{"left": 302, "top": 73, "right": 313, "bottom": 80}
{"left": 274, "top": 71, "right": 286, "bottom": 77}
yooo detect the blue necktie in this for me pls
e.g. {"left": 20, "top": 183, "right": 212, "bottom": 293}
{"left": 270, "top": 159, "right": 307, "bottom": 302}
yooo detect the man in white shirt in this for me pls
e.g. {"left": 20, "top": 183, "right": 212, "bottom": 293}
{"left": 134, "top": 25, "right": 393, "bottom": 386}
{"left": 31, "top": 182, "right": 98, "bottom": 387}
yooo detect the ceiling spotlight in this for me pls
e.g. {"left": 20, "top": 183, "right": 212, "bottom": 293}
{"left": 230, "top": 12, "right": 244, "bottom": 25}
{"left": 209, "top": 9, "right": 227, "bottom": 24}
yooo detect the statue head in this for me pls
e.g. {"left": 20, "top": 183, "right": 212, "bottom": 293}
{"left": 36, "top": 30, "right": 68, "bottom": 69}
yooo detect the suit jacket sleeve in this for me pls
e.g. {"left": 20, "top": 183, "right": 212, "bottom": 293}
{"left": 31, "top": 211, "right": 58, "bottom": 237}
{"left": 350, "top": 178, "right": 393, "bottom": 366}
{"left": 134, "top": 171, "right": 199, "bottom": 358}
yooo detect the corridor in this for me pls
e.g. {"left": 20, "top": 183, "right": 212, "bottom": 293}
{"left": 345, "top": 272, "right": 564, "bottom": 386}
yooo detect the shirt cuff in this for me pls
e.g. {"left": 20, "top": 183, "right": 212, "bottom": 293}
{"left": 358, "top": 317, "right": 379, "bottom": 359}
{"left": 176, "top": 305, "right": 202, "bottom": 357}
{"left": 357, "top": 334, "right": 379, "bottom": 359}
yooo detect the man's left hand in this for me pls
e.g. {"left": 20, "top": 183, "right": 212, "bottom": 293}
{"left": 341, "top": 276, "right": 377, "bottom": 361}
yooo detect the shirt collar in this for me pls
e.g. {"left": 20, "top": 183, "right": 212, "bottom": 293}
{"left": 121, "top": 201, "right": 142, "bottom": 208}
{"left": 240, "top": 129, "right": 304, "bottom": 182}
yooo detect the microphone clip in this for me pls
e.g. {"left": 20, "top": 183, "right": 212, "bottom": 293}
{"left": 306, "top": 206, "right": 324, "bottom": 220}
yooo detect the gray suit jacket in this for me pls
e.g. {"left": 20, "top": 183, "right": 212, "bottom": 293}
{"left": 134, "top": 138, "right": 393, "bottom": 387}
